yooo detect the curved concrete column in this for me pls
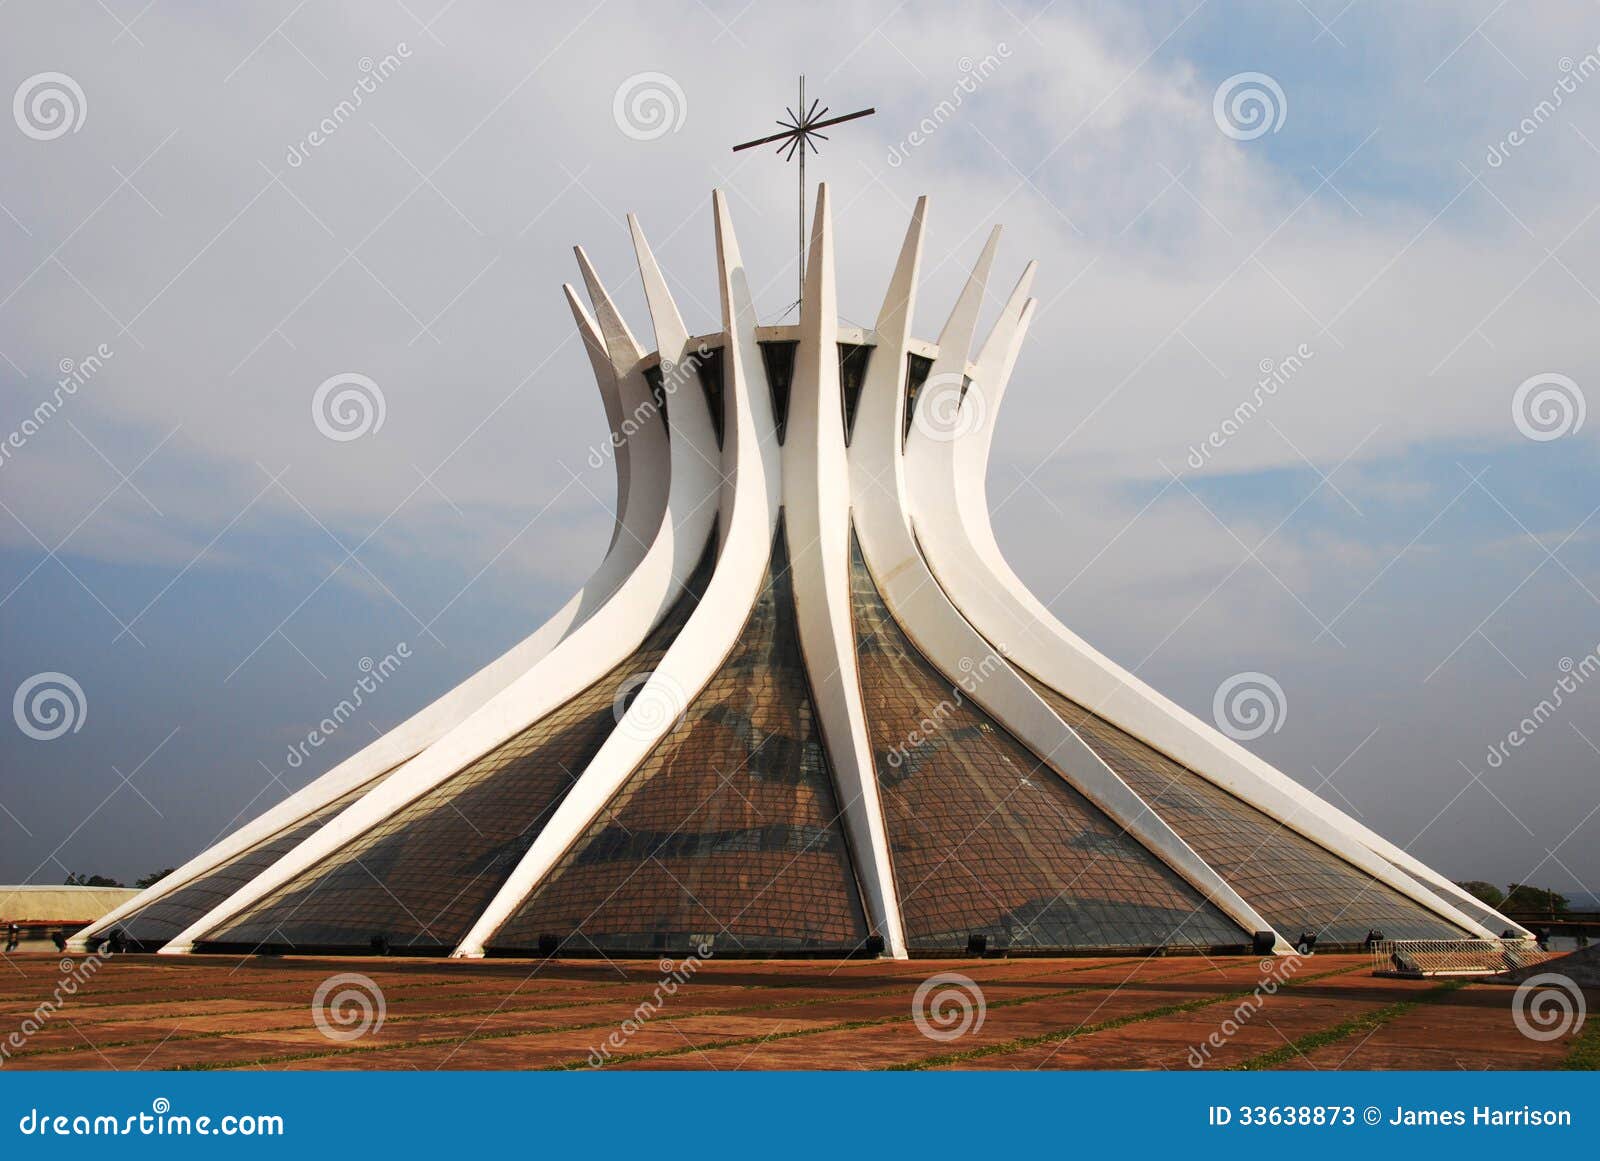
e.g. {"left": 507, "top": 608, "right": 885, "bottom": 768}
{"left": 116, "top": 183, "right": 1516, "bottom": 961}
{"left": 850, "top": 202, "right": 1288, "bottom": 952}
{"left": 452, "top": 190, "right": 783, "bottom": 958}
{"left": 781, "top": 186, "right": 907, "bottom": 957}
{"left": 71, "top": 286, "right": 659, "bottom": 953}
{"left": 903, "top": 251, "right": 1509, "bottom": 942}
{"left": 157, "top": 248, "right": 720, "bottom": 954}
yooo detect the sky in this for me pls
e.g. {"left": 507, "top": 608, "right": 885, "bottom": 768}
{"left": 0, "top": 0, "right": 1596, "bottom": 901}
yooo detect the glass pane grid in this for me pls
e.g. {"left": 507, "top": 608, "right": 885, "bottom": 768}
{"left": 491, "top": 521, "right": 869, "bottom": 954}
{"left": 1027, "top": 679, "right": 1469, "bottom": 944}
{"left": 202, "top": 536, "right": 718, "bottom": 951}
{"left": 850, "top": 533, "right": 1245, "bottom": 952}
{"left": 118, "top": 774, "right": 392, "bottom": 945}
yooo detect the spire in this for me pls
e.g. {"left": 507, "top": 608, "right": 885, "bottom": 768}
{"left": 573, "top": 245, "right": 643, "bottom": 370}
{"left": 86, "top": 186, "right": 1520, "bottom": 964}
{"left": 935, "top": 224, "right": 1001, "bottom": 356}
{"left": 627, "top": 213, "right": 690, "bottom": 363}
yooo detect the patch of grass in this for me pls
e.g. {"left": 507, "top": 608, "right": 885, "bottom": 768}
{"left": 1559, "top": 1003, "right": 1599, "bottom": 1070}
{"left": 582, "top": 962, "right": 1365, "bottom": 1073}
{"left": 891, "top": 963, "right": 1366, "bottom": 1070}
{"left": 1230, "top": 980, "right": 1463, "bottom": 1071}
{"left": 173, "top": 957, "right": 1145, "bottom": 1071}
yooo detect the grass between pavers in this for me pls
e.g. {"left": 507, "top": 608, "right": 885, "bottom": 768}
{"left": 1, "top": 978, "right": 654, "bottom": 1033}
{"left": 1228, "top": 980, "right": 1465, "bottom": 1071}
{"left": 0, "top": 968, "right": 643, "bottom": 1009}
{"left": 1559, "top": 1004, "right": 1599, "bottom": 1070}
{"left": 164, "top": 957, "right": 1144, "bottom": 1071}
{"left": 7, "top": 958, "right": 944, "bottom": 1061}
{"left": 8, "top": 971, "right": 853, "bottom": 1062}
{"left": 1, "top": 989, "right": 668, "bottom": 1062}
{"left": 552, "top": 960, "right": 1364, "bottom": 1073}
{"left": 886, "top": 963, "right": 1370, "bottom": 1071}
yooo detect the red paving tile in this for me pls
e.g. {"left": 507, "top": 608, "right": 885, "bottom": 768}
{"left": 0, "top": 952, "right": 1581, "bottom": 1071}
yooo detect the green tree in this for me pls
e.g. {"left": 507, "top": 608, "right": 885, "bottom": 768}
{"left": 62, "top": 872, "right": 125, "bottom": 888}
{"left": 1503, "top": 884, "right": 1569, "bottom": 915}
{"left": 134, "top": 868, "right": 175, "bottom": 889}
{"left": 1456, "top": 880, "right": 1506, "bottom": 908}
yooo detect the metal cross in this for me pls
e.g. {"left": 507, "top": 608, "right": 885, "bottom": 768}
{"left": 733, "top": 76, "right": 875, "bottom": 309}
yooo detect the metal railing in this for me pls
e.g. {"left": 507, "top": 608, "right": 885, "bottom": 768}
{"left": 1370, "top": 938, "right": 1555, "bottom": 978}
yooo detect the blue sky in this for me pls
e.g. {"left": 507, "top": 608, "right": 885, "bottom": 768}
{"left": 1, "top": 0, "right": 1596, "bottom": 899}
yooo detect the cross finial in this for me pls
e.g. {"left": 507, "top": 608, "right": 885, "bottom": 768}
{"left": 733, "top": 76, "right": 875, "bottom": 312}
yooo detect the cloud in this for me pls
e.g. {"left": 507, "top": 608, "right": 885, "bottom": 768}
{"left": 0, "top": 1, "right": 1595, "bottom": 888}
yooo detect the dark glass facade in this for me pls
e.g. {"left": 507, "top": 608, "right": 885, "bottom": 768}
{"left": 116, "top": 774, "right": 392, "bottom": 947}
{"left": 200, "top": 534, "right": 718, "bottom": 952}
{"left": 902, "top": 352, "right": 934, "bottom": 441}
{"left": 758, "top": 341, "right": 795, "bottom": 442}
{"left": 849, "top": 533, "right": 1247, "bottom": 952}
{"left": 839, "top": 342, "right": 873, "bottom": 444}
{"left": 490, "top": 521, "right": 870, "bottom": 955}
{"left": 1024, "top": 678, "right": 1470, "bottom": 944}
